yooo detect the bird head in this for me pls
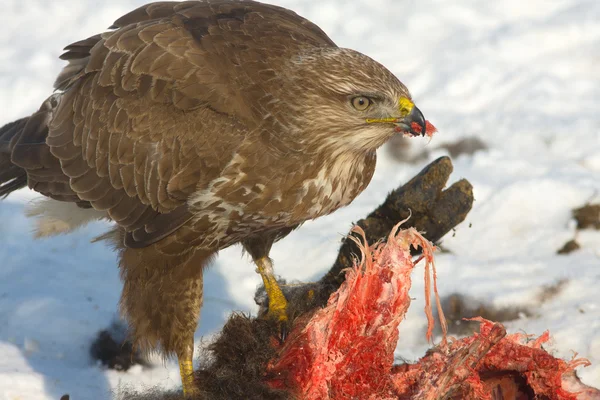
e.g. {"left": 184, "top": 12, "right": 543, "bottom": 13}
{"left": 278, "top": 48, "right": 436, "bottom": 154}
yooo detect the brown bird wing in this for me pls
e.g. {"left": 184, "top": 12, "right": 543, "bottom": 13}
{"left": 40, "top": 1, "right": 335, "bottom": 247}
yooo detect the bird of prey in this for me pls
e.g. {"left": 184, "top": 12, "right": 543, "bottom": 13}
{"left": 0, "top": 0, "right": 431, "bottom": 395}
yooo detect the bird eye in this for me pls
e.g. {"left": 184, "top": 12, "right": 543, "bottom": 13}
{"left": 351, "top": 96, "right": 372, "bottom": 111}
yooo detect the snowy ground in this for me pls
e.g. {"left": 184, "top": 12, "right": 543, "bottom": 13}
{"left": 1, "top": 0, "right": 600, "bottom": 399}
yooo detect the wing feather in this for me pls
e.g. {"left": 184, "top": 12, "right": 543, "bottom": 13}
{"left": 36, "top": 0, "right": 337, "bottom": 247}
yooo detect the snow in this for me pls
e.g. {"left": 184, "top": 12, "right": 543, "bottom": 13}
{"left": 1, "top": 0, "right": 599, "bottom": 398}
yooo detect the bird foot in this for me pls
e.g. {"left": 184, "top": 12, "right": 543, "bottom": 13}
{"left": 255, "top": 279, "right": 334, "bottom": 337}
{"left": 179, "top": 358, "right": 198, "bottom": 397}
{"left": 254, "top": 257, "right": 292, "bottom": 341}
{"left": 266, "top": 302, "right": 290, "bottom": 342}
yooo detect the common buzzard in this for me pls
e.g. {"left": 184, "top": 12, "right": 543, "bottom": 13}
{"left": 0, "top": 1, "right": 431, "bottom": 394}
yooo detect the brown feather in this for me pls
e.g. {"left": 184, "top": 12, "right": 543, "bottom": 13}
{"left": 2, "top": 1, "right": 419, "bottom": 369}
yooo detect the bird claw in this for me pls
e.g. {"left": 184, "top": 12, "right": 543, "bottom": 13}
{"left": 261, "top": 298, "right": 290, "bottom": 343}
{"left": 256, "top": 281, "right": 329, "bottom": 320}
{"left": 276, "top": 316, "right": 289, "bottom": 344}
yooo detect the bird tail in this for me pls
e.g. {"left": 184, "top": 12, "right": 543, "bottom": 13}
{"left": 0, "top": 117, "right": 29, "bottom": 198}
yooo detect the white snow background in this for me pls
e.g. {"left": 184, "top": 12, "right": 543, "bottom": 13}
{"left": 1, "top": 0, "right": 600, "bottom": 399}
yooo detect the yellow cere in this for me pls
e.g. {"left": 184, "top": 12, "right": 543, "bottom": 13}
{"left": 398, "top": 97, "right": 414, "bottom": 117}
{"left": 365, "top": 97, "right": 414, "bottom": 124}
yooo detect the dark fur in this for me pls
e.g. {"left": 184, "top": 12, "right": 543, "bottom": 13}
{"left": 90, "top": 321, "right": 148, "bottom": 371}
{"left": 121, "top": 314, "right": 292, "bottom": 400}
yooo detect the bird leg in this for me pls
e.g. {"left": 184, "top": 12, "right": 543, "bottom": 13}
{"left": 178, "top": 343, "right": 196, "bottom": 397}
{"left": 242, "top": 230, "right": 297, "bottom": 339}
{"left": 255, "top": 256, "right": 289, "bottom": 326}
{"left": 115, "top": 231, "right": 210, "bottom": 397}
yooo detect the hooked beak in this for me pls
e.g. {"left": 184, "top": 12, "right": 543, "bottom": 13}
{"left": 394, "top": 105, "right": 427, "bottom": 137}
{"left": 365, "top": 98, "right": 428, "bottom": 137}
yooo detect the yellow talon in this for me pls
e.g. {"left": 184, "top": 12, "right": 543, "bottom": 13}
{"left": 179, "top": 358, "right": 197, "bottom": 397}
{"left": 256, "top": 257, "right": 289, "bottom": 323}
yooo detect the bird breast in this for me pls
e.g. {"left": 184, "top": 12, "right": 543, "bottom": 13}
{"left": 299, "top": 151, "right": 376, "bottom": 219}
{"left": 187, "top": 150, "right": 376, "bottom": 249}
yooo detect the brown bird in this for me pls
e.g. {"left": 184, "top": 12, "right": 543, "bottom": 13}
{"left": 0, "top": 0, "right": 430, "bottom": 395}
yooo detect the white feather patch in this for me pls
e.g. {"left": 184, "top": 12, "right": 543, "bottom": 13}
{"left": 24, "top": 198, "right": 107, "bottom": 238}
